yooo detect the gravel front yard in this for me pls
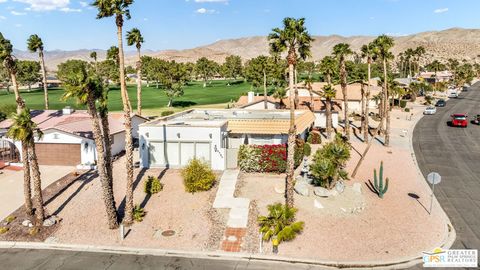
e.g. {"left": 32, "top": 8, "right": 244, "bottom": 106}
{"left": 46, "top": 155, "right": 226, "bottom": 251}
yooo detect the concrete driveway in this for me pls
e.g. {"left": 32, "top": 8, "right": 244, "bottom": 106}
{"left": 413, "top": 84, "right": 480, "bottom": 250}
{"left": 0, "top": 165, "right": 75, "bottom": 220}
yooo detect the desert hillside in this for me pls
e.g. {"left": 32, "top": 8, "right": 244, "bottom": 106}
{"left": 15, "top": 28, "right": 480, "bottom": 71}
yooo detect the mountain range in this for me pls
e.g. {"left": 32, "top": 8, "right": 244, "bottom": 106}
{"left": 14, "top": 28, "right": 480, "bottom": 71}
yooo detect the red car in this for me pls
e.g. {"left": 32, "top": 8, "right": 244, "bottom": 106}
{"left": 451, "top": 114, "right": 468, "bottom": 127}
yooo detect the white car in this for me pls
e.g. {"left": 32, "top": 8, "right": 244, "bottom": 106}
{"left": 424, "top": 106, "right": 437, "bottom": 115}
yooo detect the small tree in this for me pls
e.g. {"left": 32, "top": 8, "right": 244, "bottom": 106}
{"left": 310, "top": 135, "right": 350, "bottom": 189}
{"left": 258, "top": 203, "right": 304, "bottom": 244}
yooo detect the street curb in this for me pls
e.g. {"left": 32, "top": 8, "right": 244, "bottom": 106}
{"left": 0, "top": 241, "right": 435, "bottom": 269}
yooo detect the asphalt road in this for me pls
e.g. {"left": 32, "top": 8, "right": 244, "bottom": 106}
{"left": 413, "top": 85, "right": 480, "bottom": 251}
{"left": 0, "top": 248, "right": 337, "bottom": 270}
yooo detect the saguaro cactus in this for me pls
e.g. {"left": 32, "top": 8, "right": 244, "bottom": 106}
{"left": 374, "top": 161, "right": 389, "bottom": 198}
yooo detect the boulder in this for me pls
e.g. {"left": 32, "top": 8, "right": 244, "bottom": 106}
{"left": 294, "top": 181, "right": 309, "bottom": 196}
{"left": 314, "top": 187, "right": 330, "bottom": 197}
{"left": 335, "top": 181, "right": 345, "bottom": 193}
{"left": 21, "top": 220, "right": 32, "bottom": 227}
{"left": 43, "top": 218, "right": 56, "bottom": 227}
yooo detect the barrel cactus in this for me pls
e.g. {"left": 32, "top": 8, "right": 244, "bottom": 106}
{"left": 374, "top": 161, "right": 389, "bottom": 198}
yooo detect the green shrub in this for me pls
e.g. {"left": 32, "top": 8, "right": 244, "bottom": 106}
{"left": 161, "top": 110, "right": 174, "bottom": 117}
{"left": 310, "top": 135, "right": 351, "bottom": 189}
{"left": 182, "top": 158, "right": 216, "bottom": 193}
{"left": 404, "top": 108, "right": 411, "bottom": 113}
{"left": 144, "top": 176, "right": 163, "bottom": 195}
{"left": 258, "top": 203, "right": 304, "bottom": 244}
{"left": 400, "top": 100, "right": 408, "bottom": 108}
{"left": 0, "top": 227, "right": 8, "bottom": 234}
{"left": 303, "top": 143, "right": 312, "bottom": 157}
{"left": 294, "top": 139, "right": 305, "bottom": 168}
{"left": 133, "top": 205, "right": 146, "bottom": 222}
{"left": 307, "top": 132, "right": 321, "bottom": 144}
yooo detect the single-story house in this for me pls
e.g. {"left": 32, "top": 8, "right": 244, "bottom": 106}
{"left": 288, "top": 81, "right": 382, "bottom": 114}
{"left": 138, "top": 109, "right": 316, "bottom": 171}
{"left": 0, "top": 107, "right": 147, "bottom": 167}
{"left": 236, "top": 92, "right": 340, "bottom": 129}
{"left": 418, "top": 71, "right": 453, "bottom": 83}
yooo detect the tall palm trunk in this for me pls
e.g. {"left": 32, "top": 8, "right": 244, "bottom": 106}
{"left": 136, "top": 48, "right": 142, "bottom": 115}
{"left": 340, "top": 59, "right": 350, "bottom": 140}
{"left": 263, "top": 69, "right": 268, "bottom": 109}
{"left": 325, "top": 74, "right": 332, "bottom": 139}
{"left": 364, "top": 61, "right": 371, "bottom": 143}
{"left": 11, "top": 72, "right": 33, "bottom": 216}
{"left": 360, "top": 83, "right": 366, "bottom": 135}
{"left": 28, "top": 143, "right": 44, "bottom": 223}
{"left": 100, "top": 111, "right": 113, "bottom": 183}
{"left": 294, "top": 68, "right": 299, "bottom": 109}
{"left": 39, "top": 50, "right": 49, "bottom": 110}
{"left": 86, "top": 94, "right": 118, "bottom": 229}
{"left": 285, "top": 51, "right": 296, "bottom": 208}
{"left": 116, "top": 15, "right": 135, "bottom": 225}
{"left": 383, "top": 59, "right": 391, "bottom": 147}
{"left": 21, "top": 142, "right": 33, "bottom": 216}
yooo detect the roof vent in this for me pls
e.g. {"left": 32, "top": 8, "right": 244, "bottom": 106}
{"left": 62, "top": 106, "right": 75, "bottom": 115}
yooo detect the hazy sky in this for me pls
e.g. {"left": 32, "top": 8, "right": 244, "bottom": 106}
{"left": 1, "top": 0, "right": 479, "bottom": 51}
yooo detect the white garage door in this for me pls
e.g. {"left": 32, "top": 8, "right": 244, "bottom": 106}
{"left": 149, "top": 141, "right": 211, "bottom": 167}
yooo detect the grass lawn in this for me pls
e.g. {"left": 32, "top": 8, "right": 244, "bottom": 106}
{"left": 0, "top": 80, "right": 253, "bottom": 117}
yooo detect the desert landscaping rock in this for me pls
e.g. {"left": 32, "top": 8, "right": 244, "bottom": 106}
{"left": 42, "top": 218, "right": 56, "bottom": 227}
{"left": 21, "top": 220, "right": 31, "bottom": 227}
{"left": 313, "top": 187, "right": 330, "bottom": 197}
{"left": 294, "top": 181, "right": 309, "bottom": 196}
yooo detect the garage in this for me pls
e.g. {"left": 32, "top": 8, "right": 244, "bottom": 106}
{"left": 35, "top": 143, "right": 81, "bottom": 166}
{"left": 149, "top": 141, "right": 211, "bottom": 168}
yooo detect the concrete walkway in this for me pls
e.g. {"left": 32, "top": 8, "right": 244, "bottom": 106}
{"left": 213, "top": 169, "right": 250, "bottom": 228}
{"left": 0, "top": 166, "right": 74, "bottom": 220}
{"left": 213, "top": 170, "right": 250, "bottom": 252}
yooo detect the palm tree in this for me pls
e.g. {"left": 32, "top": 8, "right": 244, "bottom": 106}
{"left": 269, "top": 17, "right": 313, "bottom": 208}
{"left": 90, "top": 51, "right": 98, "bottom": 73}
{"left": 360, "top": 42, "right": 377, "bottom": 142}
{"left": 59, "top": 60, "right": 119, "bottom": 229}
{"left": 319, "top": 56, "right": 337, "bottom": 139}
{"left": 414, "top": 46, "right": 426, "bottom": 75}
{"left": 304, "top": 76, "right": 314, "bottom": 108}
{"left": 373, "top": 35, "right": 394, "bottom": 147}
{"left": 93, "top": 0, "right": 136, "bottom": 225}
{"left": 126, "top": 28, "right": 144, "bottom": 116}
{"left": 322, "top": 84, "right": 336, "bottom": 139}
{"left": 1, "top": 33, "right": 34, "bottom": 217}
{"left": 333, "top": 43, "right": 353, "bottom": 140}
{"left": 8, "top": 109, "right": 45, "bottom": 222}
{"left": 27, "top": 34, "right": 49, "bottom": 110}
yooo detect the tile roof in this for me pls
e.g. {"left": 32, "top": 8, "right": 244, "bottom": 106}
{"left": 0, "top": 109, "right": 125, "bottom": 139}
{"left": 227, "top": 110, "right": 316, "bottom": 135}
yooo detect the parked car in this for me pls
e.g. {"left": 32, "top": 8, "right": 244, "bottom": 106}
{"left": 472, "top": 114, "right": 480, "bottom": 125}
{"left": 451, "top": 114, "right": 468, "bottom": 128}
{"left": 435, "top": 99, "right": 446, "bottom": 107}
{"left": 423, "top": 106, "right": 437, "bottom": 115}
{"left": 448, "top": 91, "right": 459, "bottom": 98}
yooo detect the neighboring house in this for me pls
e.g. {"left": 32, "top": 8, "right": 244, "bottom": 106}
{"left": 236, "top": 91, "right": 340, "bottom": 129}
{"left": 139, "top": 109, "right": 316, "bottom": 171}
{"left": 0, "top": 107, "right": 147, "bottom": 167}
{"left": 418, "top": 71, "right": 453, "bottom": 83}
